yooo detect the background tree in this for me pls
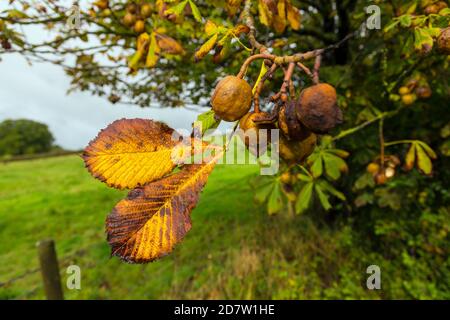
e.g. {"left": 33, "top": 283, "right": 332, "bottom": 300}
{"left": 0, "top": 119, "right": 55, "bottom": 156}
{"left": 1, "top": 0, "right": 450, "bottom": 297}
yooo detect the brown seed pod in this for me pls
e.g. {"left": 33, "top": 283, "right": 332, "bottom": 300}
{"left": 427, "top": 1, "right": 449, "bottom": 14}
{"left": 134, "top": 20, "right": 145, "bottom": 33}
{"left": 1, "top": 38, "right": 11, "bottom": 50}
{"left": 211, "top": 76, "right": 252, "bottom": 122}
{"left": 279, "top": 132, "right": 317, "bottom": 164}
{"left": 123, "top": 13, "right": 136, "bottom": 27}
{"left": 367, "top": 162, "right": 380, "bottom": 175}
{"left": 437, "top": 27, "right": 450, "bottom": 55}
{"left": 375, "top": 171, "right": 387, "bottom": 185}
{"left": 278, "top": 101, "right": 312, "bottom": 141}
{"left": 424, "top": 4, "right": 440, "bottom": 15}
{"left": 296, "top": 83, "right": 343, "bottom": 134}
{"left": 127, "top": 3, "right": 139, "bottom": 14}
{"left": 402, "top": 93, "right": 416, "bottom": 105}
{"left": 239, "top": 112, "right": 273, "bottom": 156}
{"left": 141, "top": 3, "right": 153, "bottom": 18}
{"left": 280, "top": 172, "right": 293, "bottom": 184}
{"left": 415, "top": 86, "right": 432, "bottom": 99}
{"left": 94, "top": 0, "right": 109, "bottom": 10}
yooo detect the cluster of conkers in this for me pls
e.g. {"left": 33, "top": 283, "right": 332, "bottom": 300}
{"left": 210, "top": 75, "right": 343, "bottom": 164}
{"left": 122, "top": 2, "right": 153, "bottom": 34}
{"left": 367, "top": 156, "right": 400, "bottom": 185}
{"left": 423, "top": 1, "right": 448, "bottom": 15}
{"left": 398, "top": 77, "right": 433, "bottom": 105}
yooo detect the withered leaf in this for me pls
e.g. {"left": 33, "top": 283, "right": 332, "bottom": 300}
{"left": 286, "top": 1, "right": 301, "bottom": 30}
{"left": 83, "top": 119, "right": 178, "bottom": 189}
{"left": 194, "top": 33, "right": 218, "bottom": 62}
{"left": 155, "top": 33, "right": 185, "bottom": 55}
{"left": 106, "top": 160, "right": 217, "bottom": 263}
{"left": 258, "top": 0, "right": 273, "bottom": 27}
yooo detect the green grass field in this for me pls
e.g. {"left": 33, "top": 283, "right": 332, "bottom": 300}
{"left": 0, "top": 155, "right": 382, "bottom": 299}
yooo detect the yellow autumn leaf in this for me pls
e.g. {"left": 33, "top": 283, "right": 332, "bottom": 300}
{"left": 146, "top": 32, "right": 161, "bottom": 68}
{"left": 204, "top": 20, "right": 217, "bottom": 36}
{"left": 286, "top": 1, "right": 301, "bottom": 30}
{"left": 258, "top": 0, "right": 272, "bottom": 27}
{"left": 194, "top": 33, "right": 218, "bottom": 62}
{"left": 106, "top": 157, "right": 219, "bottom": 263}
{"left": 83, "top": 119, "right": 178, "bottom": 189}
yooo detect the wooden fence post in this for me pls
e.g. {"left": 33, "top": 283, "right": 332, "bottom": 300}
{"left": 36, "top": 239, "right": 64, "bottom": 300}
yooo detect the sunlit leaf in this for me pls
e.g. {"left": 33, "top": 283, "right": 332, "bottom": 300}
{"left": 310, "top": 154, "right": 323, "bottom": 178}
{"left": 106, "top": 159, "right": 217, "bottom": 263}
{"left": 146, "top": 33, "right": 161, "bottom": 68}
{"left": 194, "top": 33, "right": 218, "bottom": 62}
{"left": 252, "top": 61, "right": 268, "bottom": 94}
{"left": 195, "top": 110, "right": 220, "bottom": 135}
{"left": 188, "top": 0, "right": 202, "bottom": 22}
{"left": 258, "top": 0, "right": 272, "bottom": 27}
{"left": 204, "top": 20, "right": 218, "bottom": 36}
{"left": 165, "top": 0, "right": 188, "bottom": 16}
{"left": 286, "top": 1, "right": 301, "bottom": 30}
{"left": 416, "top": 144, "right": 433, "bottom": 175}
{"left": 83, "top": 119, "right": 177, "bottom": 189}
{"left": 417, "top": 141, "right": 437, "bottom": 159}
{"left": 295, "top": 182, "right": 313, "bottom": 214}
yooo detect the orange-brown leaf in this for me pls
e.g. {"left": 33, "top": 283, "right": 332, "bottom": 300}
{"left": 83, "top": 119, "right": 178, "bottom": 189}
{"left": 106, "top": 160, "right": 217, "bottom": 263}
{"left": 232, "top": 24, "right": 250, "bottom": 36}
{"left": 286, "top": 1, "right": 301, "bottom": 30}
{"left": 155, "top": 33, "right": 185, "bottom": 55}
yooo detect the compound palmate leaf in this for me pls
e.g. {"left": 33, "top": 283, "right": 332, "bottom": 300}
{"left": 83, "top": 119, "right": 177, "bottom": 189}
{"left": 106, "top": 160, "right": 217, "bottom": 263}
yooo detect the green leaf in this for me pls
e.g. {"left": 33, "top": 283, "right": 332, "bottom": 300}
{"left": 416, "top": 141, "right": 437, "bottom": 159}
{"left": 189, "top": 0, "right": 202, "bottom": 22}
{"left": 414, "top": 28, "right": 434, "bottom": 51}
{"left": 195, "top": 110, "right": 220, "bottom": 135}
{"left": 439, "top": 8, "right": 450, "bottom": 16}
{"left": 310, "top": 155, "right": 323, "bottom": 178}
{"left": 295, "top": 182, "right": 314, "bottom": 214}
{"left": 268, "top": 182, "right": 283, "bottom": 215}
{"left": 319, "top": 180, "right": 346, "bottom": 201}
{"left": 399, "top": 15, "right": 412, "bottom": 27}
{"left": 297, "top": 173, "right": 312, "bottom": 182}
{"left": 383, "top": 19, "right": 400, "bottom": 33}
{"left": 254, "top": 181, "right": 274, "bottom": 204}
{"left": 327, "top": 149, "right": 350, "bottom": 158}
{"left": 406, "top": 2, "right": 417, "bottom": 14}
{"left": 315, "top": 184, "right": 332, "bottom": 211}
{"left": 323, "top": 153, "right": 347, "bottom": 180}
{"left": 165, "top": 0, "right": 188, "bottom": 16}
{"left": 425, "top": 27, "right": 442, "bottom": 38}
{"left": 416, "top": 144, "right": 432, "bottom": 175}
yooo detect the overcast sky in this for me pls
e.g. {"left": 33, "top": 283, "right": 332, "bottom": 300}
{"left": 0, "top": 53, "right": 208, "bottom": 150}
{"left": 0, "top": 1, "right": 213, "bottom": 150}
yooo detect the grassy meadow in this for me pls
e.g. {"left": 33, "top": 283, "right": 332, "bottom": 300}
{"left": 1, "top": 155, "right": 385, "bottom": 299}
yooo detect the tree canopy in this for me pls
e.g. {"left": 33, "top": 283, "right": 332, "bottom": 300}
{"left": 1, "top": 0, "right": 450, "bottom": 294}
{"left": 0, "top": 119, "right": 55, "bottom": 156}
